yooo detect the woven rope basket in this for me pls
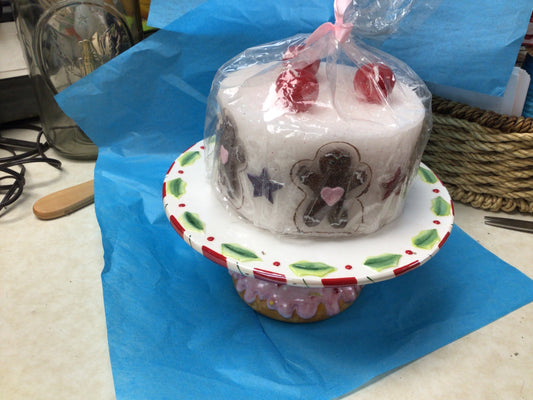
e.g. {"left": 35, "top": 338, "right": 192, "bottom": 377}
{"left": 422, "top": 96, "right": 533, "bottom": 214}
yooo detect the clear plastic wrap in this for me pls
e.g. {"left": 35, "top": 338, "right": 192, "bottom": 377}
{"left": 204, "top": 0, "right": 432, "bottom": 237}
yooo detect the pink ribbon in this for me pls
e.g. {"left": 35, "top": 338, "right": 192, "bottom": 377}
{"left": 307, "top": 0, "right": 353, "bottom": 45}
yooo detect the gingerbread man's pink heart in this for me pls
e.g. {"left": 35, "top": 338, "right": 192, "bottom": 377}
{"left": 320, "top": 186, "right": 345, "bottom": 206}
{"left": 219, "top": 145, "right": 229, "bottom": 164}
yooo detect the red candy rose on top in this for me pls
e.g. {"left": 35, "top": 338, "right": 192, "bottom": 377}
{"left": 276, "top": 68, "right": 319, "bottom": 113}
{"left": 353, "top": 63, "right": 396, "bottom": 104}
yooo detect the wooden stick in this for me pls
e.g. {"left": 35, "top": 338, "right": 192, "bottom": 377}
{"left": 33, "top": 180, "right": 95, "bottom": 220}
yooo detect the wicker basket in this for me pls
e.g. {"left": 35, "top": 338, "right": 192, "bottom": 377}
{"left": 422, "top": 96, "right": 533, "bottom": 214}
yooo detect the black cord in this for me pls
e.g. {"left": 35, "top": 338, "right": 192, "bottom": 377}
{"left": 0, "top": 122, "right": 62, "bottom": 214}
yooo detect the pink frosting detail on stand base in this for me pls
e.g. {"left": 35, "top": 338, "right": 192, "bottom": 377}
{"left": 231, "top": 272, "right": 362, "bottom": 319}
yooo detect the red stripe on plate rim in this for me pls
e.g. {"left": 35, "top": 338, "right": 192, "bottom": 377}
{"left": 166, "top": 161, "right": 176, "bottom": 175}
{"left": 253, "top": 268, "right": 287, "bottom": 284}
{"left": 439, "top": 231, "right": 451, "bottom": 248}
{"left": 321, "top": 277, "right": 358, "bottom": 287}
{"left": 393, "top": 260, "right": 421, "bottom": 276}
{"left": 169, "top": 215, "right": 184, "bottom": 239}
{"left": 202, "top": 246, "right": 228, "bottom": 268}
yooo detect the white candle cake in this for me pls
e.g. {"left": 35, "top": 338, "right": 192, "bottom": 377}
{"left": 209, "top": 61, "right": 428, "bottom": 237}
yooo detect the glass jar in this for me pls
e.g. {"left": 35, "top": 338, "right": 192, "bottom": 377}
{"left": 12, "top": 0, "right": 143, "bottom": 159}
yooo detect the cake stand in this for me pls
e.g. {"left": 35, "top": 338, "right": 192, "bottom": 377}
{"left": 163, "top": 140, "right": 454, "bottom": 320}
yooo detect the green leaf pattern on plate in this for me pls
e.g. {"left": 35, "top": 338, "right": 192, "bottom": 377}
{"left": 364, "top": 253, "right": 402, "bottom": 271}
{"left": 418, "top": 167, "right": 438, "bottom": 184}
{"left": 412, "top": 229, "right": 440, "bottom": 250}
{"left": 289, "top": 261, "right": 336, "bottom": 277}
{"left": 178, "top": 151, "right": 201, "bottom": 167}
{"left": 221, "top": 243, "right": 262, "bottom": 262}
{"left": 431, "top": 196, "right": 451, "bottom": 216}
{"left": 167, "top": 178, "right": 186, "bottom": 199}
{"left": 178, "top": 211, "right": 205, "bottom": 232}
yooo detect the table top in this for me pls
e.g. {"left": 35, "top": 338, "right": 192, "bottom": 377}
{"left": 2, "top": 126, "right": 532, "bottom": 400}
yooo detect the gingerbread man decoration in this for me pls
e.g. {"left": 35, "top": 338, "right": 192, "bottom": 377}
{"left": 291, "top": 142, "right": 371, "bottom": 233}
{"left": 216, "top": 112, "right": 247, "bottom": 208}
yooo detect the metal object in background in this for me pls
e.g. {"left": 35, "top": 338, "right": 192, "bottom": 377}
{"left": 12, "top": 0, "right": 143, "bottom": 160}
{"left": 484, "top": 216, "right": 533, "bottom": 234}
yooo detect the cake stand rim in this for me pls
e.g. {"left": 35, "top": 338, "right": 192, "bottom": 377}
{"left": 163, "top": 140, "right": 454, "bottom": 288}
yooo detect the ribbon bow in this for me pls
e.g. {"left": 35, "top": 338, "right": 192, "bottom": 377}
{"left": 307, "top": 0, "right": 354, "bottom": 45}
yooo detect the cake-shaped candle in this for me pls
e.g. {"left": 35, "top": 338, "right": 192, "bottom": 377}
{"left": 204, "top": 0, "right": 431, "bottom": 238}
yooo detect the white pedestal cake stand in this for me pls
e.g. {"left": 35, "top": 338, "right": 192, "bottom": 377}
{"left": 163, "top": 140, "right": 454, "bottom": 321}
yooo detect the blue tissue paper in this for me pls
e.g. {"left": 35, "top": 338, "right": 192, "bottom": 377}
{"left": 148, "top": 0, "right": 533, "bottom": 96}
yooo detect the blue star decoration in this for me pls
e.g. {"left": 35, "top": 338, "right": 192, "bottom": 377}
{"left": 247, "top": 168, "right": 284, "bottom": 204}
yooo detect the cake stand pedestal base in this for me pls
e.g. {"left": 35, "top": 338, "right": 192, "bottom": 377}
{"left": 231, "top": 272, "right": 363, "bottom": 323}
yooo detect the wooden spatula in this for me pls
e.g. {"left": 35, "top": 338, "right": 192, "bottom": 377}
{"left": 33, "top": 180, "right": 95, "bottom": 220}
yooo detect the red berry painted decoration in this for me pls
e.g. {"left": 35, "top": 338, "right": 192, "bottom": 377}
{"left": 353, "top": 63, "right": 396, "bottom": 104}
{"left": 283, "top": 44, "right": 320, "bottom": 75}
{"left": 276, "top": 69, "right": 319, "bottom": 113}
